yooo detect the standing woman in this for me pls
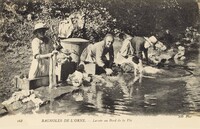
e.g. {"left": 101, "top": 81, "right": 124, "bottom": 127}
{"left": 29, "top": 23, "right": 55, "bottom": 79}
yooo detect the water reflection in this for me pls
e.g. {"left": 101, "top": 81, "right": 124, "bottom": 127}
{"left": 39, "top": 71, "right": 188, "bottom": 115}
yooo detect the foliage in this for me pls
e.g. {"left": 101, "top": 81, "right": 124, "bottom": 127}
{"left": 101, "top": 0, "right": 199, "bottom": 36}
{"left": 0, "top": 0, "right": 117, "bottom": 49}
{"left": 0, "top": 0, "right": 199, "bottom": 49}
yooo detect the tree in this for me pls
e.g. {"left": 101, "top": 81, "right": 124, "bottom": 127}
{"left": 0, "top": 0, "right": 199, "bottom": 47}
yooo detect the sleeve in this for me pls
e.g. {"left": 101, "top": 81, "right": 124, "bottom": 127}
{"left": 31, "top": 38, "right": 40, "bottom": 58}
{"left": 109, "top": 46, "right": 114, "bottom": 63}
{"left": 96, "top": 46, "right": 105, "bottom": 67}
{"left": 119, "top": 39, "right": 130, "bottom": 57}
{"left": 143, "top": 48, "right": 148, "bottom": 62}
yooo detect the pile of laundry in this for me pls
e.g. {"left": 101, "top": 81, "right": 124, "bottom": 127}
{"left": 2, "top": 90, "right": 44, "bottom": 112}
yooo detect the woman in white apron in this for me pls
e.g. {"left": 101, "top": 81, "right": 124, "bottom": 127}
{"left": 29, "top": 23, "right": 55, "bottom": 79}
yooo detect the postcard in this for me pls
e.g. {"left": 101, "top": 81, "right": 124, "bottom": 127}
{"left": 0, "top": 0, "right": 200, "bottom": 129}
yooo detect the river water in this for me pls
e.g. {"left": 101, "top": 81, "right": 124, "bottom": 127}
{"left": 39, "top": 48, "right": 200, "bottom": 116}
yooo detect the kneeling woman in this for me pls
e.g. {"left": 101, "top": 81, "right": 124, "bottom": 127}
{"left": 80, "top": 34, "right": 114, "bottom": 75}
{"left": 29, "top": 23, "right": 56, "bottom": 79}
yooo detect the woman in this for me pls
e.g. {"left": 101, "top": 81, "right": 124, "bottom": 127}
{"left": 117, "top": 33, "right": 158, "bottom": 76}
{"left": 80, "top": 34, "right": 114, "bottom": 75}
{"left": 29, "top": 23, "right": 56, "bottom": 79}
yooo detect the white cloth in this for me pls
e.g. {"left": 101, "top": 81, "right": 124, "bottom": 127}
{"left": 118, "top": 37, "right": 134, "bottom": 57}
{"left": 58, "top": 19, "right": 74, "bottom": 38}
{"left": 115, "top": 37, "right": 134, "bottom": 65}
{"left": 71, "top": 71, "right": 84, "bottom": 87}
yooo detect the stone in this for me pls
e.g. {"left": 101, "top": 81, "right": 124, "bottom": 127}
{"left": 26, "top": 101, "right": 35, "bottom": 109}
{"left": 187, "top": 62, "right": 198, "bottom": 70}
{"left": 22, "top": 97, "right": 31, "bottom": 103}
{"left": 175, "top": 42, "right": 181, "bottom": 45}
{"left": 9, "top": 101, "right": 23, "bottom": 111}
{"left": 143, "top": 66, "right": 162, "bottom": 74}
{"left": 91, "top": 75, "right": 106, "bottom": 86}
{"left": 121, "top": 62, "right": 135, "bottom": 73}
{"left": 72, "top": 93, "right": 84, "bottom": 101}
{"left": 0, "top": 103, "right": 5, "bottom": 109}
{"left": 0, "top": 109, "right": 8, "bottom": 116}
{"left": 31, "top": 97, "right": 44, "bottom": 106}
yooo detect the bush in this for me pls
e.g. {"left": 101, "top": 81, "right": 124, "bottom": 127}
{"left": 0, "top": 0, "right": 199, "bottom": 49}
{"left": 102, "top": 0, "right": 199, "bottom": 36}
{"left": 0, "top": 0, "right": 117, "bottom": 49}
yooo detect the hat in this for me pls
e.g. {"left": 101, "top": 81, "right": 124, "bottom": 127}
{"left": 144, "top": 36, "right": 158, "bottom": 44}
{"left": 33, "top": 23, "right": 49, "bottom": 34}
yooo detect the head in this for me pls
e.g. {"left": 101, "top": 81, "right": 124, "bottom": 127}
{"left": 144, "top": 36, "right": 158, "bottom": 49}
{"left": 33, "top": 23, "right": 49, "bottom": 39}
{"left": 118, "top": 33, "right": 126, "bottom": 42}
{"left": 34, "top": 29, "right": 47, "bottom": 39}
{"left": 104, "top": 34, "right": 114, "bottom": 48}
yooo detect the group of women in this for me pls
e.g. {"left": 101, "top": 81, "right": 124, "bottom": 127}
{"left": 29, "top": 22, "right": 158, "bottom": 80}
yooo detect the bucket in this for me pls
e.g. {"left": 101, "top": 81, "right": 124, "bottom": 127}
{"left": 60, "top": 38, "right": 89, "bottom": 63}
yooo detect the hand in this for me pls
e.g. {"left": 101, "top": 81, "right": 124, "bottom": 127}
{"left": 52, "top": 50, "right": 58, "bottom": 55}
{"left": 138, "top": 64, "right": 143, "bottom": 73}
{"left": 105, "top": 68, "right": 113, "bottom": 75}
{"left": 47, "top": 50, "right": 58, "bottom": 58}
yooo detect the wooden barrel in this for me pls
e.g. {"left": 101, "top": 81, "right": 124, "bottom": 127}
{"left": 60, "top": 38, "right": 89, "bottom": 63}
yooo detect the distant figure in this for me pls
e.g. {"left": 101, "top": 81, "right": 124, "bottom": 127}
{"left": 117, "top": 33, "right": 158, "bottom": 75}
{"left": 29, "top": 23, "right": 57, "bottom": 79}
{"left": 80, "top": 34, "right": 114, "bottom": 75}
{"left": 174, "top": 46, "right": 186, "bottom": 60}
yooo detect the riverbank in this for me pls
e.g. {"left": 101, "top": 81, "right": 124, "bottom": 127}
{"left": 0, "top": 34, "right": 200, "bottom": 116}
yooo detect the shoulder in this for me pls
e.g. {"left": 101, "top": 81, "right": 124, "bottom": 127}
{"left": 122, "top": 38, "right": 131, "bottom": 46}
{"left": 132, "top": 36, "right": 144, "bottom": 40}
{"left": 124, "top": 38, "right": 131, "bottom": 42}
{"left": 131, "top": 36, "right": 145, "bottom": 43}
{"left": 94, "top": 41, "right": 104, "bottom": 47}
{"left": 32, "top": 38, "right": 40, "bottom": 46}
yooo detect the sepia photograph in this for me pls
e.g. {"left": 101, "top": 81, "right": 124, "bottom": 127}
{"left": 0, "top": 0, "right": 200, "bottom": 128}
